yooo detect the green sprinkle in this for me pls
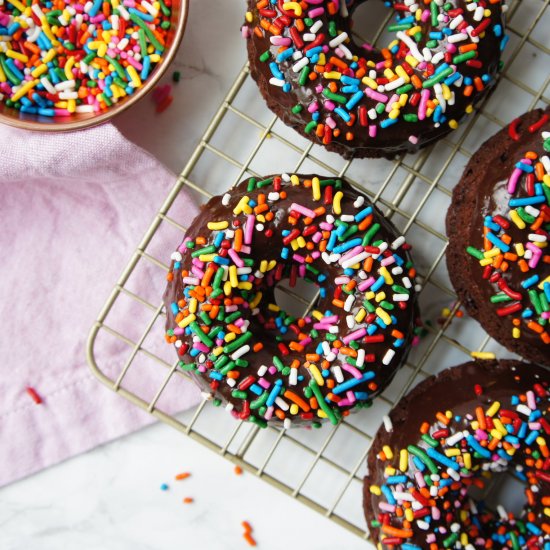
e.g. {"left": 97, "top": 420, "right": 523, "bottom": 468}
{"left": 453, "top": 51, "right": 477, "bottom": 64}
{"left": 223, "top": 332, "right": 252, "bottom": 354}
{"left": 260, "top": 51, "right": 270, "bottom": 62}
{"left": 423, "top": 67, "right": 454, "bottom": 88}
{"left": 231, "top": 390, "right": 247, "bottom": 400}
{"left": 407, "top": 445, "right": 439, "bottom": 474}
{"left": 322, "top": 88, "right": 347, "bottom": 104}
{"left": 309, "top": 380, "right": 338, "bottom": 425}
{"left": 292, "top": 104, "right": 303, "bottom": 114}
{"left": 304, "top": 120, "right": 317, "bottom": 134}
{"left": 299, "top": 66, "right": 310, "bottom": 86}
{"left": 466, "top": 246, "right": 484, "bottom": 260}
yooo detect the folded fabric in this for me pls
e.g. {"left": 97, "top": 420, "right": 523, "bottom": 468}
{"left": 0, "top": 122, "right": 200, "bottom": 487}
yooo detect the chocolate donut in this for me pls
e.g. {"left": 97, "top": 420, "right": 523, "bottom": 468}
{"left": 363, "top": 359, "right": 550, "bottom": 549}
{"left": 163, "top": 174, "right": 420, "bottom": 428}
{"left": 243, "top": 0, "right": 506, "bottom": 159}
{"left": 447, "top": 108, "right": 550, "bottom": 366}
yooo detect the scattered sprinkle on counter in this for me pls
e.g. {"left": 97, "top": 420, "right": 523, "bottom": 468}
{"left": 242, "top": 521, "right": 256, "bottom": 547}
{"left": 25, "top": 386, "right": 42, "bottom": 404}
{"left": 174, "top": 471, "right": 191, "bottom": 481}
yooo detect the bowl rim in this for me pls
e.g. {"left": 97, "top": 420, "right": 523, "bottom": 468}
{"left": 0, "top": 0, "right": 190, "bottom": 132}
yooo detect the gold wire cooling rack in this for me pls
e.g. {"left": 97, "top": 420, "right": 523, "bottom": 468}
{"left": 87, "top": 0, "right": 550, "bottom": 542}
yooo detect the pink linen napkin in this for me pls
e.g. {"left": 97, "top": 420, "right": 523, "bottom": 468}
{"left": 0, "top": 122, "right": 201, "bottom": 487}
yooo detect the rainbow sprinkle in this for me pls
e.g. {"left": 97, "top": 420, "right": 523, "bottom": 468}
{"left": 165, "top": 175, "right": 420, "bottom": 428}
{"left": 0, "top": 0, "right": 171, "bottom": 116}
{"left": 244, "top": 0, "right": 506, "bottom": 149}
{"left": 368, "top": 366, "right": 550, "bottom": 549}
{"left": 466, "top": 115, "right": 550, "bottom": 348}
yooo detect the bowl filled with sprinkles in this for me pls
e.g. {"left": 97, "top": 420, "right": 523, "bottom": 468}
{"left": 0, "top": 0, "right": 188, "bottom": 130}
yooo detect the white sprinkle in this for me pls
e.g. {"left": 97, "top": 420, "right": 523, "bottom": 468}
{"left": 281, "top": 173, "right": 291, "bottom": 182}
{"left": 402, "top": 277, "right": 412, "bottom": 289}
{"left": 516, "top": 404, "right": 532, "bottom": 417}
{"left": 497, "top": 505, "right": 508, "bottom": 520}
{"left": 329, "top": 31, "right": 348, "bottom": 48}
{"left": 310, "top": 20, "right": 323, "bottom": 33}
{"left": 326, "top": 352, "right": 336, "bottom": 362}
{"left": 356, "top": 349, "right": 365, "bottom": 367}
{"left": 283, "top": 418, "right": 292, "bottom": 430}
{"left": 346, "top": 315, "right": 355, "bottom": 329}
{"left": 322, "top": 341, "right": 331, "bottom": 356}
{"left": 226, "top": 378, "right": 236, "bottom": 387}
{"left": 344, "top": 294, "right": 355, "bottom": 312}
{"left": 448, "top": 32, "right": 468, "bottom": 43}
{"left": 171, "top": 251, "right": 182, "bottom": 261}
{"left": 222, "top": 193, "right": 231, "bottom": 206}
{"left": 331, "top": 366, "right": 344, "bottom": 383}
{"left": 289, "top": 367, "right": 298, "bottom": 386}
{"left": 269, "top": 77, "right": 285, "bottom": 87}
{"left": 268, "top": 192, "right": 280, "bottom": 201}
{"left": 391, "top": 236, "right": 405, "bottom": 250}
{"left": 292, "top": 57, "right": 309, "bottom": 73}
{"left": 342, "top": 251, "right": 369, "bottom": 269}
{"left": 225, "top": 402, "right": 234, "bottom": 412}
{"left": 446, "top": 431, "right": 465, "bottom": 446}
{"left": 302, "top": 33, "right": 316, "bottom": 41}
{"left": 529, "top": 233, "right": 546, "bottom": 242}
{"left": 382, "top": 349, "right": 395, "bottom": 365}
{"left": 353, "top": 196, "right": 365, "bottom": 208}
{"left": 393, "top": 294, "right": 409, "bottom": 302}
{"left": 341, "top": 214, "right": 355, "bottom": 222}
{"left": 447, "top": 468, "right": 460, "bottom": 481}
{"left": 275, "top": 397, "right": 289, "bottom": 411}
{"left": 383, "top": 415, "right": 393, "bottom": 432}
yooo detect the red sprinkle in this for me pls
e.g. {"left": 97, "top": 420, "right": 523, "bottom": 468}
{"left": 508, "top": 118, "right": 521, "bottom": 141}
{"left": 26, "top": 387, "right": 42, "bottom": 404}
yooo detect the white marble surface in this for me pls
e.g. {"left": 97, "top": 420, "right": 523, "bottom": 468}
{"left": 0, "top": 1, "right": 371, "bottom": 548}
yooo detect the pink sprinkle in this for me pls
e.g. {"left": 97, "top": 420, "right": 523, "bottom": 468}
{"left": 415, "top": 471, "right": 425, "bottom": 488}
{"left": 299, "top": 337, "right": 312, "bottom": 346}
{"left": 228, "top": 249, "right": 244, "bottom": 268}
{"left": 193, "top": 343, "right": 209, "bottom": 353}
{"left": 298, "top": 265, "right": 306, "bottom": 277}
{"left": 324, "top": 100, "right": 336, "bottom": 111}
{"left": 244, "top": 215, "right": 255, "bottom": 245}
{"left": 421, "top": 9, "right": 430, "bottom": 22}
{"left": 182, "top": 277, "right": 200, "bottom": 285}
{"left": 290, "top": 203, "right": 317, "bottom": 218}
{"left": 293, "top": 254, "right": 305, "bottom": 264}
{"left": 335, "top": 276, "right": 350, "bottom": 285}
{"left": 258, "top": 378, "right": 271, "bottom": 390}
{"left": 526, "top": 243, "right": 542, "bottom": 268}
{"left": 241, "top": 25, "right": 250, "bottom": 39}
{"left": 325, "top": 116, "right": 337, "bottom": 129}
{"left": 365, "top": 88, "right": 388, "bottom": 103}
{"left": 527, "top": 390, "right": 536, "bottom": 410}
{"left": 319, "top": 222, "right": 333, "bottom": 230}
{"left": 343, "top": 328, "right": 367, "bottom": 345}
{"left": 308, "top": 102, "right": 319, "bottom": 113}
{"left": 418, "top": 89, "right": 430, "bottom": 120}
{"left": 368, "top": 125, "right": 377, "bottom": 138}
{"left": 507, "top": 168, "right": 522, "bottom": 194}
{"left": 341, "top": 363, "right": 363, "bottom": 379}
{"left": 381, "top": 256, "right": 395, "bottom": 267}
{"left": 308, "top": 7, "right": 324, "bottom": 17}
{"left": 268, "top": 366, "right": 277, "bottom": 375}
{"left": 270, "top": 36, "right": 291, "bottom": 46}
{"left": 358, "top": 277, "right": 376, "bottom": 291}
{"left": 264, "top": 406, "right": 274, "bottom": 420}
{"left": 346, "top": 391, "right": 356, "bottom": 403}
{"left": 225, "top": 305, "right": 238, "bottom": 313}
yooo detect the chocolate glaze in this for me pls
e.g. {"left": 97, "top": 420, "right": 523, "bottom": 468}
{"left": 246, "top": 0, "right": 504, "bottom": 159}
{"left": 163, "top": 175, "right": 419, "bottom": 426}
{"left": 446, "top": 107, "right": 550, "bottom": 366}
{"left": 363, "top": 360, "right": 550, "bottom": 547}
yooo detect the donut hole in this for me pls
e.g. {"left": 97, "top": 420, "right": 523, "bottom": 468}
{"left": 273, "top": 277, "right": 320, "bottom": 319}
{"left": 348, "top": 0, "right": 394, "bottom": 51}
{"left": 466, "top": 471, "right": 527, "bottom": 518}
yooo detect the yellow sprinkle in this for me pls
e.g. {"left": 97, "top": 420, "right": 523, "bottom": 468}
{"left": 483, "top": 248, "right": 501, "bottom": 258}
{"left": 233, "top": 196, "right": 250, "bottom": 215}
{"left": 398, "top": 94, "right": 408, "bottom": 107}
{"left": 257, "top": 214, "right": 266, "bottom": 223}
{"left": 0, "top": 64, "right": 6, "bottom": 83}
{"left": 238, "top": 282, "right": 252, "bottom": 290}
{"left": 375, "top": 291, "right": 386, "bottom": 303}
{"left": 290, "top": 174, "right": 300, "bottom": 186}
{"left": 308, "top": 363, "right": 324, "bottom": 386}
{"left": 399, "top": 449, "right": 408, "bottom": 472}
{"left": 449, "top": 120, "right": 458, "bottom": 130}
{"left": 376, "top": 307, "right": 392, "bottom": 326}
{"left": 127, "top": 65, "right": 142, "bottom": 88}
{"left": 486, "top": 401, "right": 500, "bottom": 417}
{"left": 379, "top": 266, "right": 393, "bottom": 284}
{"left": 507, "top": 209, "right": 525, "bottom": 229}
{"left": 543, "top": 174, "right": 550, "bottom": 187}
{"left": 355, "top": 308, "right": 366, "bottom": 323}
{"left": 408, "top": 25, "right": 421, "bottom": 35}
{"left": 290, "top": 239, "right": 300, "bottom": 251}
{"left": 6, "top": 0, "right": 26, "bottom": 12}
{"left": 149, "top": 54, "right": 161, "bottom": 63}
{"left": 223, "top": 280, "right": 232, "bottom": 296}
{"left": 268, "top": 303, "right": 280, "bottom": 312}
{"left": 446, "top": 410, "right": 453, "bottom": 419}
{"left": 207, "top": 221, "right": 229, "bottom": 231}
{"left": 42, "top": 48, "right": 57, "bottom": 64}
{"left": 470, "top": 351, "right": 496, "bottom": 360}
{"left": 512, "top": 327, "right": 521, "bottom": 339}
{"left": 259, "top": 260, "right": 268, "bottom": 273}
{"left": 318, "top": 53, "right": 326, "bottom": 65}
{"left": 245, "top": 10, "right": 253, "bottom": 22}
{"left": 361, "top": 76, "right": 378, "bottom": 89}
{"left": 536, "top": 436, "right": 547, "bottom": 448}
{"left": 323, "top": 71, "right": 342, "bottom": 80}
{"left": 405, "top": 55, "right": 419, "bottom": 68}
{"left": 64, "top": 56, "right": 76, "bottom": 81}
{"left": 282, "top": 1, "right": 302, "bottom": 15}
{"left": 297, "top": 236, "right": 306, "bottom": 248}
{"left": 441, "top": 83, "right": 452, "bottom": 101}
{"left": 189, "top": 298, "right": 197, "bottom": 314}
{"left": 317, "top": 409, "right": 327, "bottom": 419}
{"left": 366, "top": 291, "right": 375, "bottom": 300}
{"left": 405, "top": 508, "right": 414, "bottom": 522}
{"left": 229, "top": 266, "right": 238, "bottom": 287}
{"left": 493, "top": 419, "right": 507, "bottom": 436}
{"left": 212, "top": 346, "right": 223, "bottom": 357}
{"left": 333, "top": 191, "right": 343, "bottom": 215}
{"left": 10, "top": 79, "right": 39, "bottom": 103}
{"left": 177, "top": 314, "right": 195, "bottom": 329}
{"left": 6, "top": 50, "right": 28, "bottom": 63}
{"left": 544, "top": 507, "right": 550, "bottom": 518}
{"left": 198, "top": 254, "right": 215, "bottom": 262}
{"left": 515, "top": 242, "right": 525, "bottom": 257}
{"left": 445, "top": 448, "right": 461, "bottom": 457}
{"left": 479, "top": 258, "right": 494, "bottom": 266}
{"left": 266, "top": 260, "right": 277, "bottom": 271}
{"left": 312, "top": 310, "right": 324, "bottom": 321}
{"left": 312, "top": 177, "right": 321, "bottom": 201}
{"left": 249, "top": 292, "right": 262, "bottom": 309}
{"left": 460, "top": 533, "right": 469, "bottom": 546}
{"left": 369, "top": 485, "right": 381, "bottom": 496}
{"left": 382, "top": 445, "right": 394, "bottom": 460}
{"left": 463, "top": 453, "right": 472, "bottom": 469}
{"left": 289, "top": 404, "right": 299, "bottom": 415}
{"left": 383, "top": 68, "right": 396, "bottom": 80}
{"left": 395, "top": 65, "right": 410, "bottom": 83}
{"left": 224, "top": 332, "right": 236, "bottom": 343}
{"left": 490, "top": 429, "right": 503, "bottom": 441}
{"left": 389, "top": 109, "right": 400, "bottom": 120}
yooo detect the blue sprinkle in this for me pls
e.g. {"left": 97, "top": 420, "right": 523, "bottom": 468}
{"left": 381, "top": 484, "right": 396, "bottom": 505}
{"left": 380, "top": 118, "right": 398, "bottom": 128}
{"left": 345, "top": 91, "right": 364, "bottom": 110}
{"left": 509, "top": 196, "right": 545, "bottom": 207}
{"left": 334, "top": 107, "right": 351, "bottom": 122}
{"left": 515, "top": 161, "right": 534, "bottom": 173}
{"left": 355, "top": 206, "right": 373, "bottom": 222}
{"left": 467, "top": 435, "right": 491, "bottom": 458}
{"left": 333, "top": 371, "right": 375, "bottom": 394}
{"left": 521, "top": 275, "right": 539, "bottom": 289}
{"left": 486, "top": 232, "right": 510, "bottom": 252}
{"left": 371, "top": 275, "right": 386, "bottom": 292}
{"left": 160, "top": 483, "right": 169, "bottom": 491}
{"left": 426, "top": 447, "right": 460, "bottom": 471}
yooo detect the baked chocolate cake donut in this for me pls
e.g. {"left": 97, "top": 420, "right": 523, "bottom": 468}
{"left": 363, "top": 359, "right": 550, "bottom": 549}
{"left": 164, "top": 174, "right": 420, "bottom": 428}
{"left": 447, "top": 108, "right": 550, "bottom": 366}
{"left": 243, "top": 0, "right": 506, "bottom": 159}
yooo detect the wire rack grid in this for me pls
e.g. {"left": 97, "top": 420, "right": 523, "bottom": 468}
{"left": 87, "top": 0, "right": 550, "bottom": 543}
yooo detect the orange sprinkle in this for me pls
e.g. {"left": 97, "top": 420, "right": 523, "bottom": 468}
{"left": 183, "top": 497, "right": 194, "bottom": 504}
{"left": 175, "top": 472, "right": 191, "bottom": 481}
{"left": 234, "top": 465, "right": 243, "bottom": 476}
